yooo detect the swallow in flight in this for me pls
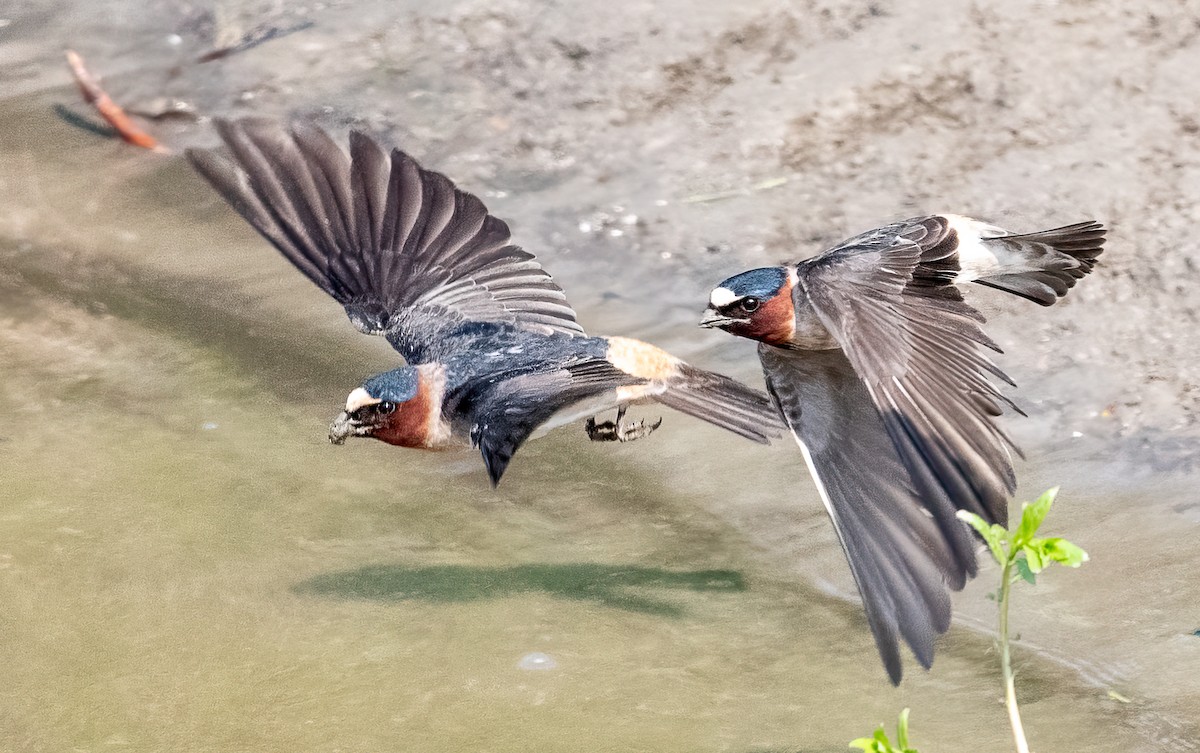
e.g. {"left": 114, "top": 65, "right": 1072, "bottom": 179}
{"left": 700, "top": 214, "right": 1105, "bottom": 682}
{"left": 187, "top": 119, "right": 782, "bottom": 485}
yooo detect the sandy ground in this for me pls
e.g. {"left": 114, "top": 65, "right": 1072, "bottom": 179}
{"left": 3, "top": 0, "right": 1200, "bottom": 747}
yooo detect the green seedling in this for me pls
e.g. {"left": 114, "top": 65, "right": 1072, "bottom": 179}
{"left": 958, "top": 487, "right": 1088, "bottom": 753}
{"left": 850, "top": 708, "right": 918, "bottom": 753}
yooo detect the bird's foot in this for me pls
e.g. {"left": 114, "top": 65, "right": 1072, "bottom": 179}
{"left": 585, "top": 407, "right": 663, "bottom": 443}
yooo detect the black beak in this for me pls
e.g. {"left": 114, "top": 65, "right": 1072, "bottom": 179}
{"left": 699, "top": 308, "right": 737, "bottom": 328}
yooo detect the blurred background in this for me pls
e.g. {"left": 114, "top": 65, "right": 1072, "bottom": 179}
{"left": 2, "top": 0, "right": 1198, "bottom": 750}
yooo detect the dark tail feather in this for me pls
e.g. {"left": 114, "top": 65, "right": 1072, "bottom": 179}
{"left": 654, "top": 366, "right": 784, "bottom": 444}
{"left": 975, "top": 221, "right": 1107, "bottom": 306}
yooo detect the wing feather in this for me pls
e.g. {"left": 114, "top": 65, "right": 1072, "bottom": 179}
{"left": 763, "top": 216, "right": 1035, "bottom": 681}
{"left": 187, "top": 118, "right": 586, "bottom": 363}
{"left": 798, "top": 226, "right": 1018, "bottom": 529}
{"left": 447, "top": 359, "right": 645, "bottom": 485}
{"left": 761, "top": 346, "right": 971, "bottom": 683}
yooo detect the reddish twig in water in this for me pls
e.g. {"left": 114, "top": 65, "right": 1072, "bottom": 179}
{"left": 65, "top": 49, "right": 168, "bottom": 153}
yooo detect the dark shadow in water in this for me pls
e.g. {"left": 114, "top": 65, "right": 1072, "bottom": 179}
{"left": 294, "top": 563, "right": 746, "bottom": 617}
{"left": 52, "top": 104, "right": 119, "bottom": 139}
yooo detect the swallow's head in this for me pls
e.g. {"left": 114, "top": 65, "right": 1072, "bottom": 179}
{"left": 328, "top": 367, "right": 431, "bottom": 447}
{"left": 700, "top": 267, "right": 796, "bottom": 345}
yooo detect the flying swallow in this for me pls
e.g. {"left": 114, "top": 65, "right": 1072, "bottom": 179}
{"left": 700, "top": 214, "right": 1106, "bottom": 683}
{"left": 187, "top": 119, "right": 783, "bottom": 485}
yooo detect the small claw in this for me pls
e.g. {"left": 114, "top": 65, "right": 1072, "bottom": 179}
{"left": 617, "top": 416, "right": 663, "bottom": 442}
{"left": 584, "top": 412, "right": 663, "bottom": 443}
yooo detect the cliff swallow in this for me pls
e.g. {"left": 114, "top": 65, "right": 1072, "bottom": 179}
{"left": 701, "top": 214, "right": 1105, "bottom": 682}
{"left": 187, "top": 119, "right": 782, "bottom": 485}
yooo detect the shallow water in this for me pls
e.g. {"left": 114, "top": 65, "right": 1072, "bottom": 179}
{"left": 3, "top": 2, "right": 1199, "bottom": 750}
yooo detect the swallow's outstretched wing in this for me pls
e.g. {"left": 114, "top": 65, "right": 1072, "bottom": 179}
{"left": 187, "top": 119, "right": 584, "bottom": 364}
{"left": 772, "top": 218, "right": 1026, "bottom": 682}
{"left": 799, "top": 219, "right": 1021, "bottom": 530}
{"left": 760, "top": 345, "right": 969, "bottom": 684}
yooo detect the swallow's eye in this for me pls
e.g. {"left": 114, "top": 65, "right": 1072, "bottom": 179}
{"left": 377, "top": 401, "right": 397, "bottom": 415}
{"left": 740, "top": 297, "right": 760, "bottom": 313}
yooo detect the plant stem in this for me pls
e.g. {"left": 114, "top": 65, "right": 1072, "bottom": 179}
{"left": 998, "top": 558, "right": 1031, "bottom": 753}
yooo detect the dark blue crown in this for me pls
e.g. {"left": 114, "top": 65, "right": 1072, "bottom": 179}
{"left": 362, "top": 367, "right": 420, "bottom": 403}
{"left": 717, "top": 267, "right": 788, "bottom": 300}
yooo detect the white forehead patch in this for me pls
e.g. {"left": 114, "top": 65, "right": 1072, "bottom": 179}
{"left": 345, "top": 387, "right": 381, "bottom": 413}
{"left": 709, "top": 287, "right": 739, "bottom": 307}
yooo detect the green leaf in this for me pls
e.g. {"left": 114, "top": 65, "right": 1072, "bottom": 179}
{"left": 1020, "top": 536, "right": 1088, "bottom": 574}
{"left": 849, "top": 725, "right": 888, "bottom": 752}
{"left": 1013, "top": 487, "right": 1058, "bottom": 549}
{"left": 1023, "top": 543, "right": 1049, "bottom": 574}
{"left": 849, "top": 711, "right": 919, "bottom": 753}
{"left": 896, "top": 708, "right": 910, "bottom": 749}
{"left": 1014, "top": 557, "right": 1037, "bottom": 584}
{"left": 957, "top": 510, "right": 1008, "bottom": 564}
{"left": 1040, "top": 537, "right": 1089, "bottom": 567}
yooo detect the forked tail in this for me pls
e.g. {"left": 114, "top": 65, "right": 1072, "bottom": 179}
{"left": 974, "top": 221, "right": 1107, "bottom": 305}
